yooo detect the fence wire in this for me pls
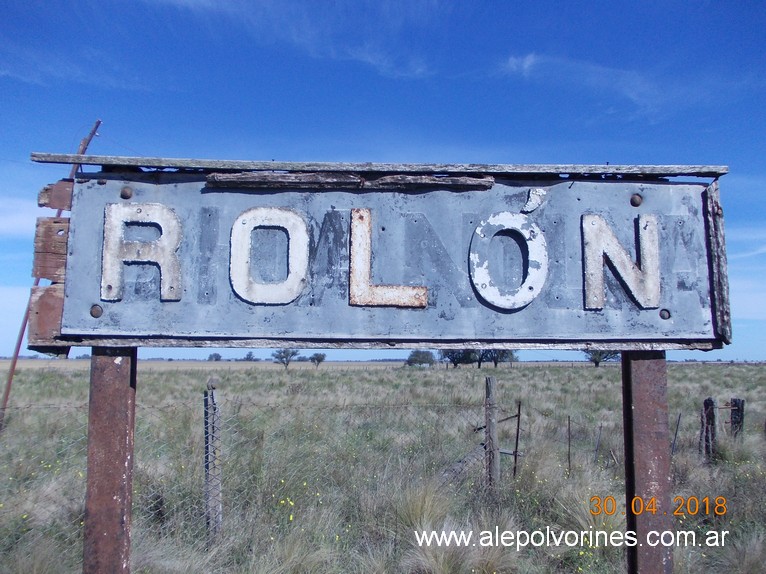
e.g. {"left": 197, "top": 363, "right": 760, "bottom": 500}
{"left": 2, "top": 395, "right": 749, "bottom": 573}
{"left": 2, "top": 363, "right": 760, "bottom": 573}
{"left": 134, "top": 399, "right": 488, "bottom": 545}
{"left": 0, "top": 398, "right": 495, "bottom": 571}
{"left": 3, "top": 390, "right": 729, "bottom": 572}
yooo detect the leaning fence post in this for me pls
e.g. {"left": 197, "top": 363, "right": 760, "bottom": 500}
{"left": 204, "top": 377, "right": 222, "bottom": 544}
{"left": 512, "top": 400, "right": 521, "bottom": 478}
{"left": 699, "top": 397, "right": 717, "bottom": 459}
{"left": 593, "top": 423, "right": 603, "bottom": 464}
{"left": 484, "top": 376, "right": 500, "bottom": 487}
{"left": 671, "top": 412, "right": 682, "bottom": 457}
{"left": 567, "top": 415, "right": 572, "bottom": 477}
{"left": 730, "top": 397, "right": 745, "bottom": 438}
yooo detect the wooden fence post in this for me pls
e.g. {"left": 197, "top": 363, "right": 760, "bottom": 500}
{"left": 484, "top": 376, "right": 500, "bottom": 487}
{"left": 699, "top": 397, "right": 717, "bottom": 459}
{"left": 730, "top": 397, "right": 745, "bottom": 438}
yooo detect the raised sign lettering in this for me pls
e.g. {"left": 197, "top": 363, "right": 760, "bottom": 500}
{"left": 582, "top": 214, "right": 660, "bottom": 310}
{"left": 43, "top": 168, "right": 728, "bottom": 350}
{"left": 229, "top": 207, "right": 309, "bottom": 305}
{"left": 101, "top": 203, "right": 182, "bottom": 302}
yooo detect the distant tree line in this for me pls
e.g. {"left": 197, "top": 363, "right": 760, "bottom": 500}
{"left": 203, "top": 348, "right": 621, "bottom": 367}
{"left": 271, "top": 349, "right": 326, "bottom": 369}
{"left": 206, "top": 349, "right": 326, "bottom": 368}
{"left": 404, "top": 349, "right": 518, "bottom": 368}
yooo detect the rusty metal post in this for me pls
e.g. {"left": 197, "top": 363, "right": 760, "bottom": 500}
{"left": 83, "top": 347, "right": 137, "bottom": 574}
{"left": 622, "top": 351, "right": 673, "bottom": 574}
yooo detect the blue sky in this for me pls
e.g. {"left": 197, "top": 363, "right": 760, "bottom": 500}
{"left": 1, "top": 1, "right": 764, "bottom": 361}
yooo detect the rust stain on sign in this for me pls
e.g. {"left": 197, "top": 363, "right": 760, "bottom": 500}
{"left": 349, "top": 208, "right": 428, "bottom": 308}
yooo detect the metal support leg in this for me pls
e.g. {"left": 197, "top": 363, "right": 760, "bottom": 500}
{"left": 83, "top": 347, "right": 137, "bottom": 574}
{"left": 622, "top": 351, "right": 673, "bottom": 574}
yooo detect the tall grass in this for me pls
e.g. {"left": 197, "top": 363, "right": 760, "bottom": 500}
{"left": 0, "top": 361, "right": 764, "bottom": 573}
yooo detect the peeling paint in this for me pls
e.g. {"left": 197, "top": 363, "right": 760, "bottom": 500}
{"left": 349, "top": 208, "right": 428, "bottom": 308}
{"left": 60, "top": 177, "right": 729, "bottom": 348}
{"left": 521, "top": 187, "right": 547, "bottom": 214}
{"left": 469, "top": 212, "right": 548, "bottom": 310}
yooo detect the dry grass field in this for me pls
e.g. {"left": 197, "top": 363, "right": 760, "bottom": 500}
{"left": 0, "top": 359, "right": 764, "bottom": 573}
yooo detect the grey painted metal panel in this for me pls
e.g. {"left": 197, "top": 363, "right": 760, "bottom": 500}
{"left": 61, "top": 176, "right": 728, "bottom": 348}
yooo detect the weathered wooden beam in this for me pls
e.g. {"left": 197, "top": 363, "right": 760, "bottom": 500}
{"left": 32, "top": 153, "right": 729, "bottom": 177}
{"left": 27, "top": 336, "right": 724, "bottom": 352}
{"left": 363, "top": 174, "right": 494, "bottom": 189}
{"left": 32, "top": 218, "right": 69, "bottom": 282}
{"left": 705, "top": 181, "right": 732, "bottom": 344}
{"left": 207, "top": 171, "right": 495, "bottom": 189}
{"left": 28, "top": 284, "right": 64, "bottom": 342}
{"left": 207, "top": 171, "right": 363, "bottom": 188}
{"left": 27, "top": 284, "right": 69, "bottom": 357}
{"left": 38, "top": 179, "right": 74, "bottom": 211}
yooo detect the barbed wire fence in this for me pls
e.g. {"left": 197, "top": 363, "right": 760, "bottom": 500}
{"left": 0, "top": 377, "right": 739, "bottom": 571}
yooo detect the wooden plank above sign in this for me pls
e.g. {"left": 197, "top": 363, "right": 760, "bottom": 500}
{"left": 27, "top": 157, "right": 731, "bottom": 352}
{"left": 32, "top": 152, "right": 729, "bottom": 178}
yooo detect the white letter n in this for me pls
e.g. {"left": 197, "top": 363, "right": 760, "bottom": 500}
{"left": 582, "top": 214, "right": 660, "bottom": 310}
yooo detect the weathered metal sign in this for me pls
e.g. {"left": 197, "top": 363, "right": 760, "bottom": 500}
{"left": 28, "top": 156, "right": 730, "bottom": 350}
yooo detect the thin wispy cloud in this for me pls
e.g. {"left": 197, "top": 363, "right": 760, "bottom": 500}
{"left": 729, "top": 245, "right": 766, "bottom": 260}
{"left": 0, "top": 199, "right": 42, "bottom": 238}
{"left": 724, "top": 226, "right": 766, "bottom": 260}
{"left": 147, "top": 0, "right": 440, "bottom": 78}
{"left": 501, "top": 53, "right": 666, "bottom": 117}
{"left": 0, "top": 41, "right": 149, "bottom": 91}
{"left": 505, "top": 54, "right": 539, "bottom": 77}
